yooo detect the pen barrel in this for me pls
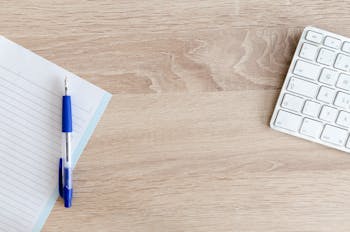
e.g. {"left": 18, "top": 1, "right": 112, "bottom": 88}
{"left": 61, "top": 88, "right": 73, "bottom": 208}
{"left": 62, "top": 95, "right": 72, "bottom": 167}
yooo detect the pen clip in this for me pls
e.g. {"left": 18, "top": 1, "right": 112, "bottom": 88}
{"left": 59, "top": 158, "right": 63, "bottom": 198}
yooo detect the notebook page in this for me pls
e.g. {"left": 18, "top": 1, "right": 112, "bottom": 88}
{"left": 0, "top": 37, "right": 111, "bottom": 231}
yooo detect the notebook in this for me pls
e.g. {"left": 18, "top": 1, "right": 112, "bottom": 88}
{"left": 0, "top": 36, "right": 111, "bottom": 231}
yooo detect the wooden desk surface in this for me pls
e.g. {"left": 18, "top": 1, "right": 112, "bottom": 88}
{"left": 3, "top": 1, "right": 350, "bottom": 231}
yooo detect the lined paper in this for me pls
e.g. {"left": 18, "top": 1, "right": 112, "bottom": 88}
{"left": 0, "top": 36, "right": 111, "bottom": 232}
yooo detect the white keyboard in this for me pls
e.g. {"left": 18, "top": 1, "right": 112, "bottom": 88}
{"left": 270, "top": 26, "right": 350, "bottom": 153}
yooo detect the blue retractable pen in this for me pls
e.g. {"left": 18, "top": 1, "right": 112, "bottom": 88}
{"left": 59, "top": 77, "right": 73, "bottom": 208}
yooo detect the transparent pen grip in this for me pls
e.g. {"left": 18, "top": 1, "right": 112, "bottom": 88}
{"left": 62, "top": 133, "right": 72, "bottom": 166}
{"left": 64, "top": 167, "right": 72, "bottom": 188}
{"left": 62, "top": 133, "right": 72, "bottom": 188}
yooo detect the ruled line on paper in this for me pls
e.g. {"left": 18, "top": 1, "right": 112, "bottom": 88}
{"left": 0, "top": 191, "right": 40, "bottom": 216}
{"left": 0, "top": 220, "right": 19, "bottom": 232}
{"left": 0, "top": 65, "right": 60, "bottom": 106}
{"left": 0, "top": 162, "right": 49, "bottom": 194}
{"left": 0, "top": 203, "right": 34, "bottom": 224}
{"left": 0, "top": 105, "right": 62, "bottom": 152}
{"left": 0, "top": 210, "right": 27, "bottom": 231}
{"left": 0, "top": 167, "right": 49, "bottom": 199}
{"left": 0, "top": 179, "right": 42, "bottom": 207}
{"left": 0, "top": 198, "right": 38, "bottom": 221}
{"left": 0, "top": 166, "right": 47, "bottom": 202}
{"left": 0, "top": 88, "right": 61, "bottom": 129}
{"left": 0, "top": 108, "right": 61, "bottom": 148}
{"left": 0, "top": 133, "right": 57, "bottom": 170}
{"left": 0, "top": 139, "right": 56, "bottom": 175}
{"left": 0, "top": 74, "right": 86, "bottom": 126}
{"left": 0, "top": 91, "right": 84, "bottom": 145}
{"left": 0, "top": 75, "right": 85, "bottom": 130}
{"left": 0, "top": 194, "right": 37, "bottom": 219}
{"left": 0, "top": 64, "right": 90, "bottom": 114}
{"left": 0, "top": 146, "right": 53, "bottom": 183}
{"left": 0, "top": 77, "right": 61, "bottom": 117}
{"left": 0, "top": 128, "right": 58, "bottom": 164}
{"left": 0, "top": 142, "right": 57, "bottom": 175}
{"left": 0, "top": 208, "right": 29, "bottom": 231}
{"left": 0, "top": 97, "right": 61, "bottom": 134}
{"left": 0, "top": 83, "right": 61, "bottom": 122}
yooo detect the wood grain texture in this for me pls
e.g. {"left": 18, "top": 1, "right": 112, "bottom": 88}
{"left": 2, "top": 0, "right": 350, "bottom": 231}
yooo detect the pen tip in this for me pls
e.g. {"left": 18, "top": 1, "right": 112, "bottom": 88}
{"left": 64, "top": 77, "right": 68, "bottom": 94}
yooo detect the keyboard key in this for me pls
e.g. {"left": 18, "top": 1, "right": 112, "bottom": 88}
{"left": 302, "top": 100, "right": 321, "bottom": 117}
{"left": 336, "top": 111, "right": 350, "bottom": 127}
{"left": 336, "top": 73, "right": 350, "bottom": 91}
{"left": 321, "top": 124, "right": 348, "bottom": 146}
{"left": 342, "top": 42, "right": 350, "bottom": 53}
{"left": 334, "top": 92, "right": 350, "bottom": 110}
{"left": 299, "top": 43, "right": 318, "bottom": 60}
{"left": 316, "top": 86, "right": 335, "bottom": 103}
{"left": 287, "top": 77, "right": 319, "bottom": 98}
{"left": 317, "top": 48, "right": 336, "bottom": 66}
{"left": 334, "top": 54, "right": 350, "bottom": 72}
{"left": 300, "top": 118, "right": 323, "bottom": 138}
{"left": 305, "top": 30, "right": 323, "bottom": 43}
{"left": 324, "top": 36, "right": 341, "bottom": 49}
{"left": 319, "top": 68, "right": 338, "bottom": 85}
{"left": 319, "top": 106, "right": 338, "bottom": 122}
{"left": 274, "top": 110, "right": 302, "bottom": 132}
{"left": 293, "top": 60, "right": 321, "bottom": 80}
{"left": 281, "top": 94, "right": 304, "bottom": 112}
